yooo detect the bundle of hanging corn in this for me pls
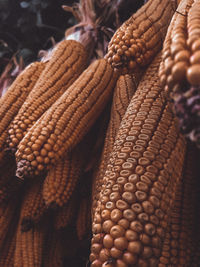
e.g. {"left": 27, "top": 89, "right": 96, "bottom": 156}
{"left": 1, "top": 0, "right": 200, "bottom": 266}
{"left": 159, "top": 0, "right": 200, "bottom": 147}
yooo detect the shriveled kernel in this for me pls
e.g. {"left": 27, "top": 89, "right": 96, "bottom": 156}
{"left": 106, "top": 202, "right": 116, "bottom": 210}
{"left": 131, "top": 203, "right": 143, "bottom": 214}
{"left": 138, "top": 212, "right": 149, "bottom": 224}
{"left": 144, "top": 223, "right": 156, "bottom": 236}
{"left": 122, "top": 192, "right": 135, "bottom": 204}
{"left": 116, "top": 200, "right": 129, "bottom": 210}
{"left": 130, "top": 221, "right": 143, "bottom": 233}
{"left": 136, "top": 181, "right": 149, "bottom": 192}
{"left": 123, "top": 209, "right": 136, "bottom": 221}
{"left": 110, "top": 192, "right": 121, "bottom": 202}
{"left": 135, "top": 191, "right": 147, "bottom": 202}
{"left": 124, "top": 182, "right": 135, "bottom": 192}
{"left": 111, "top": 209, "right": 123, "bottom": 222}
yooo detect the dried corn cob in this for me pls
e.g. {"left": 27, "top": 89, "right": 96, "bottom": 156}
{"left": 76, "top": 196, "right": 92, "bottom": 241}
{"left": 20, "top": 178, "right": 46, "bottom": 232}
{"left": 7, "top": 39, "right": 88, "bottom": 153}
{"left": 105, "top": 0, "right": 177, "bottom": 73}
{"left": 90, "top": 54, "right": 187, "bottom": 266}
{"left": 43, "top": 230, "right": 63, "bottom": 267}
{"left": 92, "top": 72, "right": 142, "bottom": 218}
{"left": 76, "top": 192, "right": 92, "bottom": 241}
{"left": 159, "top": 0, "right": 194, "bottom": 91}
{"left": 54, "top": 191, "right": 78, "bottom": 230}
{"left": 43, "top": 148, "right": 84, "bottom": 208}
{"left": 0, "top": 195, "right": 21, "bottom": 251}
{"left": 186, "top": 0, "right": 200, "bottom": 86}
{"left": 14, "top": 220, "right": 47, "bottom": 267}
{"left": 15, "top": 58, "right": 119, "bottom": 179}
{"left": 0, "top": 61, "right": 45, "bottom": 159}
{"left": 158, "top": 143, "right": 198, "bottom": 266}
{"left": 0, "top": 222, "right": 17, "bottom": 267}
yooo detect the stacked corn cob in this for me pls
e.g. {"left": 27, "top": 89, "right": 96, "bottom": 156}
{"left": 159, "top": 0, "right": 200, "bottom": 147}
{"left": 0, "top": 0, "right": 200, "bottom": 266}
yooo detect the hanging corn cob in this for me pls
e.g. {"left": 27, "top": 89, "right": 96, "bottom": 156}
{"left": 0, "top": 222, "right": 17, "bottom": 267}
{"left": 92, "top": 72, "right": 142, "bottom": 219}
{"left": 76, "top": 176, "right": 92, "bottom": 241}
{"left": 0, "top": 195, "right": 21, "bottom": 252}
{"left": 90, "top": 54, "right": 187, "bottom": 266}
{"left": 158, "top": 0, "right": 200, "bottom": 146}
{"left": 105, "top": 0, "right": 177, "bottom": 73}
{"left": 43, "top": 230, "right": 63, "bottom": 267}
{"left": 20, "top": 178, "right": 46, "bottom": 232}
{"left": 6, "top": 39, "right": 88, "bottom": 154}
{"left": 14, "top": 220, "right": 47, "bottom": 267}
{"left": 159, "top": 0, "right": 194, "bottom": 90}
{"left": 42, "top": 149, "right": 84, "bottom": 208}
{"left": 54, "top": 191, "right": 78, "bottom": 230}
{"left": 15, "top": 58, "right": 119, "bottom": 179}
{"left": 158, "top": 143, "right": 199, "bottom": 266}
{"left": 0, "top": 61, "right": 45, "bottom": 162}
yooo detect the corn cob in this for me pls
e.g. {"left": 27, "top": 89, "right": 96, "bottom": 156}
{"left": 92, "top": 72, "right": 142, "bottom": 218}
{"left": 43, "top": 148, "right": 84, "bottom": 208}
{"left": 20, "top": 178, "right": 46, "bottom": 232}
{"left": 186, "top": 0, "right": 200, "bottom": 86}
{"left": 14, "top": 220, "right": 47, "bottom": 267}
{"left": 54, "top": 191, "right": 78, "bottom": 230}
{"left": 76, "top": 192, "right": 92, "bottom": 241}
{"left": 0, "top": 195, "right": 21, "bottom": 251}
{"left": 105, "top": 0, "right": 177, "bottom": 73}
{"left": 158, "top": 144, "right": 198, "bottom": 266}
{"left": 0, "top": 61, "right": 45, "bottom": 159}
{"left": 0, "top": 222, "right": 17, "bottom": 267}
{"left": 160, "top": 0, "right": 194, "bottom": 92}
{"left": 43, "top": 230, "right": 63, "bottom": 267}
{"left": 15, "top": 58, "right": 119, "bottom": 179}
{"left": 7, "top": 39, "right": 88, "bottom": 153}
{"left": 90, "top": 54, "right": 187, "bottom": 266}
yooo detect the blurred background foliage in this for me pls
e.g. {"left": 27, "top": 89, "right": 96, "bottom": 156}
{"left": 0, "top": 0, "right": 143, "bottom": 95}
{"left": 0, "top": 0, "right": 76, "bottom": 74}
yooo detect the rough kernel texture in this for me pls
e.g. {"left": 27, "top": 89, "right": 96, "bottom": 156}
{"left": 90, "top": 54, "right": 187, "bottom": 266}
{"left": 7, "top": 40, "right": 88, "bottom": 153}
{"left": 15, "top": 58, "right": 118, "bottom": 179}
{"left": 105, "top": 0, "right": 176, "bottom": 72}
{"left": 0, "top": 61, "right": 45, "bottom": 155}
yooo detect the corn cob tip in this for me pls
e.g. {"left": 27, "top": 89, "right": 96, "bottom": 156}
{"left": 15, "top": 159, "right": 35, "bottom": 180}
{"left": 21, "top": 218, "right": 34, "bottom": 232}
